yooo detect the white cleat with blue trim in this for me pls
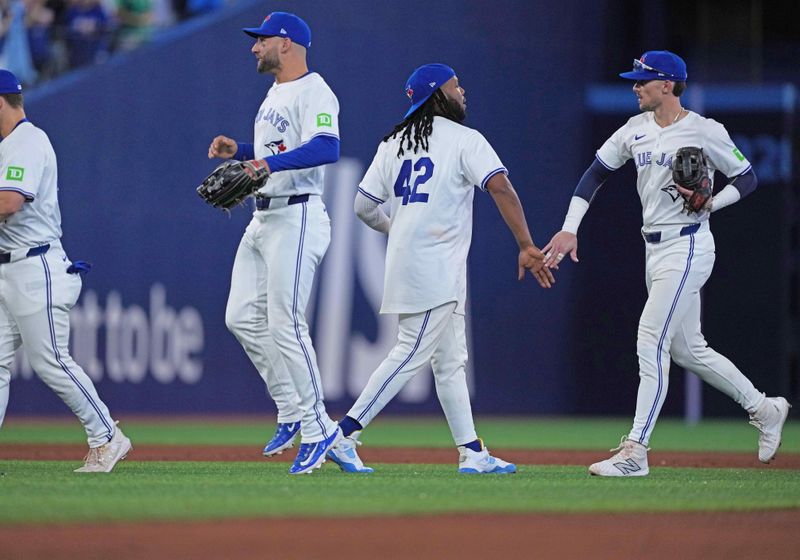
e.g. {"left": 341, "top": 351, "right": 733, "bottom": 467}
{"left": 74, "top": 424, "right": 132, "bottom": 473}
{"left": 289, "top": 428, "right": 342, "bottom": 475}
{"left": 589, "top": 436, "right": 649, "bottom": 477}
{"left": 327, "top": 431, "right": 374, "bottom": 473}
{"left": 458, "top": 445, "right": 516, "bottom": 474}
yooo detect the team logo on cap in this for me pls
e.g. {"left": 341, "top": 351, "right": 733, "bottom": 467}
{"left": 262, "top": 14, "right": 271, "bottom": 22}
{"left": 405, "top": 86, "right": 414, "bottom": 99}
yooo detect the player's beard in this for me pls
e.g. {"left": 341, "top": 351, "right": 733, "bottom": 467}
{"left": 436, "top": 93, "right": 466, "bottom": 123}
{"left": 447, "top": 97, "right": 466, "bottom": 123}
{"left": 257, "top": 51, "right": 281, "bottom": 74}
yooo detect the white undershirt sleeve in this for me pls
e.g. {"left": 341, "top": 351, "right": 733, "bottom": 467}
{"left": 354, "top": 190, "right": 391, "bottom": 233}
{"left": 710, "top": 184, "right": 741, "bottom": 213}
{"left": 561, "top": 196, "right": 591, "bottom": 234}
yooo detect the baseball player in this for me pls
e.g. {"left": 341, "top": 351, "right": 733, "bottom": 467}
{"left": 326, "top": 63, "right": 554, "bottom": 474}
{"left": 207, "top": 12, "right": 342, "bottom": 474}
{"left": 0, "top": 69, "right": 131, "bottom": 472}
{"left": 543, "top": 51, "right": 791, "bottom": 476}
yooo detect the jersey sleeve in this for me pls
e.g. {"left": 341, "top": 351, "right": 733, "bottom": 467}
{"left": 702, "top": 119, "right": 751, "bottom": 178}
{"left": 299, "top": 81, "right": 340, "bottom": 144}
{"left": 358, "top": 142, "right": 391, "bottom": 203}
{"left": 595, "top": 122, "right": 632, "bottom": 170}
{"left": 0, "top": 138, "right": 45, "bottom": 202}
{"left": 459, "top": 130, "right": 507, "bottom": 191}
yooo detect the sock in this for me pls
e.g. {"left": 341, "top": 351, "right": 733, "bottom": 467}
{"left": 461, "top": 439, "right": 483, "bottom": 452}
{"left": 339, "top": 416, "right": 363, "bottom": 437}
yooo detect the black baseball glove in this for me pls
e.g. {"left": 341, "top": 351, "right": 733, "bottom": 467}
{"left": 196, "top": 160, "right": 270, "bottom": 210}
{"left": 672, "top": 146, "right": 711, "bottom": 214}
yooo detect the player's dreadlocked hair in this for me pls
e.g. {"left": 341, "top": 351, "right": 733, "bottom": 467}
{"left": 383, "top": 89, "right": 463, "bottom": 157}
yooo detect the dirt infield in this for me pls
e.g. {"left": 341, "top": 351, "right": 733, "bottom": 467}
{"left": 2, "top": 511, "right": 799, "bottom": 560}
{"left": 2, "top": 443, "right": 799, "bottom": 469}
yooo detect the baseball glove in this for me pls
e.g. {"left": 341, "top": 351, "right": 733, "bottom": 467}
{"left": 196, "top": 160, "right": 270, "bottom": 210}
{"left": 672, "top": 146, "right": 711, "bottom": 214}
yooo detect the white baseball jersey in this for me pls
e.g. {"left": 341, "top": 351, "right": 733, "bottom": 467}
{"left": 359, "top": 116, "right": 506, "bottom": 315}
{"left": 253, "top": 72, "right": 339, "bottom": 197}
{"left": 0, "top": 121, "right": 61, "bottom": 251}
{"left": 590, "top": 109, "right": 765, "bottom": 449}
{"left": 0, "top": 118, "right": 118, "bottom": 449}
{"left": 596, "top": 111, "right": 751, "bottom": 228}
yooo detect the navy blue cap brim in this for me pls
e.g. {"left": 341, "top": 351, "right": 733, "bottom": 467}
{"left": 619, "top": 70, "right": 661, "bottom": 80}
{"left": 243, "top": 27, "right": 271, "bottom": 38}
{"left": 404, "top": 95, "right": 433, "bottom": 119}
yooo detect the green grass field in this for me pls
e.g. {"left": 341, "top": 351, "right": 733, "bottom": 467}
{"left": 0, "top": 417, "right": 798, "bottom": 525}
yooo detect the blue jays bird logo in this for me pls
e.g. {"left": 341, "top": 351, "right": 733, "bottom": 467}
{"left": 661, "top": 184, "right": 682, "bottom": 203}
{"left": 265, "top": 140, "right": 287, "bottom": 155}
{"left": 405, "top": 86, "right": 414, "bottom": 100}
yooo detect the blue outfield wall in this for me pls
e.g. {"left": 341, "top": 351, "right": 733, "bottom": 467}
{"left": 7, "top": 1, "right": 791, "bottom": 418}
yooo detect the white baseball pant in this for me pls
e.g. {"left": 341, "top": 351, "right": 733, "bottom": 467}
{"left": 630, "top": 229, "right": 764, "bottom": 445}
{"left": 226, "top": 196, "right": 338, "bottom": 443}
{"left": 347, "top": 301, "right": 478, "bottom": 446}
{"left": 0, "top": 242, "right": 116, "bottom": 447}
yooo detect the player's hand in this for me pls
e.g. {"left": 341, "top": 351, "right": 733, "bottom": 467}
{"left": 675, "top": 184, "right": 712, "bottom": 212}
{"left": 208, "top": 135, "right": 238, "bottom": 159}
{"left": 518, "top": 244, "right": 555, "bottom": 288}
{"left": 542, "top": 231, "right": 578, "bottom": 270}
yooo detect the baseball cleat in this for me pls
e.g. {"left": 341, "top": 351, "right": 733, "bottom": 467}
{"left": 262, "top": 421, "right": 301, "bottom": 457}
{"left": 457, "top": 444, "right": 516, "bottom": 474}
{"left": 750, "top": 396, "right": 791, "bottom": 463}
{"left": 74, "top": 424, "right": 132, "bottom": 473}
{"left": 589, "top": 436, "right": 649, "bottom": 477}
{"left": 327, "top": 431, "right": 374, "bottom": 473}
{"left": 289, "top": 428, "right": 342, "bottom": 475}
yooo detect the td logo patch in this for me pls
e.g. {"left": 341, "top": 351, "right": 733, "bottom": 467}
{"left": 732, "top": 147, "right": 745, "bottom": 162}
{"left": 6, "top": 166, "right": 24, "bottom": 181}
{"left": 316, "top": 113, "right": 332, "bottom": 127}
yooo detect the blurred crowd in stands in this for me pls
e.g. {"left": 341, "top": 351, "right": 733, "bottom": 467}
{"left": 0, "top": 0, "right": 225, "bottom": 87}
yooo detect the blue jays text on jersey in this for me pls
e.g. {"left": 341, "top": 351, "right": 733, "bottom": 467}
{"left": 255, "top": 107, "right": 291, "bottom": 133}
{"left": 635, "top": 150, "right": 674, "bottom": 170}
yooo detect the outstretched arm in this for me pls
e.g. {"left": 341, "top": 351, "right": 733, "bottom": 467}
{"left": 485, "top": 173, "right": 554, "bottom": 289}
{"left": 543, "top": 157, "right": 612, "bottom": 269}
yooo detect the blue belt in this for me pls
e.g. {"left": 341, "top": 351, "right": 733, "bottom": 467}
{"left": 0, "top": 243, "right": 50, "bottom": 264}
{"left": 255, "top": 194, "right": 309, "bottom": 210}
{"left": 643, "top": 223, "right": 701, "bottom": 244}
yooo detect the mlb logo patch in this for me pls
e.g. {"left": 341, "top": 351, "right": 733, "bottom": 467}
{"left": 6, "top": 166, "right": 24, "bottom": 181}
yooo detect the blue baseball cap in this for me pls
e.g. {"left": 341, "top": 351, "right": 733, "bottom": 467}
{"left": 403, "top": 63, "right": 456, "bottom": 119}
{"left": 243, "top": 12, "right": 311, "bottom": 49}
{"left": 619, "top": 51, "right": 687, "bottom": 81}
{"left": 0, "top": 70, "right": 22, "bottom": 94}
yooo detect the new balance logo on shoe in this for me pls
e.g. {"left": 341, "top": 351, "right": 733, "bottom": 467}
{"left": 589, "top": 436, "right": 649, "bottom": 477}
{"left": 613, "top": 458, "right": 642, "bottom": 475}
